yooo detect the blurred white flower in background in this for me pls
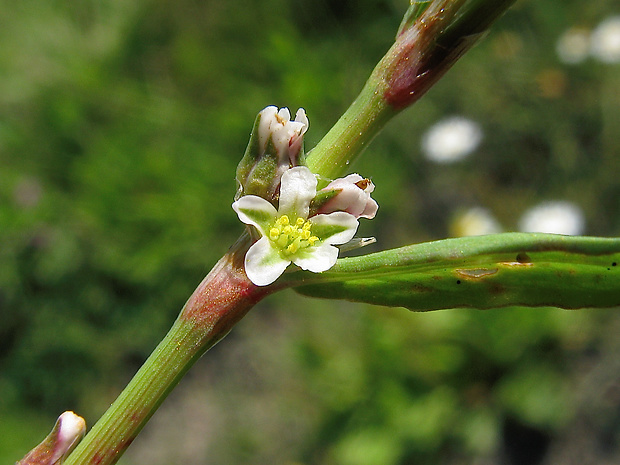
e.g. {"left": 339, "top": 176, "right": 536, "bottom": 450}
{"left": 518, "top": 201, "right": 585, "bottom": 236}
{"left": 556, "top": 28, "right": 591, "bottom": 64}
{"left": 451, "top": 207, "right": 503, "bottom": 237}
{"left": 590, "top": 16, "right": 620, "bottom": 63}
{"left": 421, "top": 116, "right": 483, "bottom": 163}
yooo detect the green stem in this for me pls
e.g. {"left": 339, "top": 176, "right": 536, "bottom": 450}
{"left": 306, "top": 0, "right": 515, "bottom": 181}
{"left": 305, "top": 80, "right": 395, "bottom": 182}
{"left": 64, "top": 235, "right": 272, "bottom": 465}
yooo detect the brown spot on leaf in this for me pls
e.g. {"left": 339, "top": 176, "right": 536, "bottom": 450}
{"left": 410, "top": 284, "right": 433, "bottom": 293}
{"left": 488, "top": 283, "right": 506, "bottom": 295}
{"left": 516, "top": 252, "right": 532, "bottom": 263}
{"left": 455, "top": 268, "right": 498, "bottom": 279}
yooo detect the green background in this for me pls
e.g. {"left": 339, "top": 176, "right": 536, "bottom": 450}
{"left": 1, "top": 0, "right": 619, "bottom": 464}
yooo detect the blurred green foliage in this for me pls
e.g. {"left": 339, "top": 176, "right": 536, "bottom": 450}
{"left": 1, "top": 0, "right": 620, "bottom": 464}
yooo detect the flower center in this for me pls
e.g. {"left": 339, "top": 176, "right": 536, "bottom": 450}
{"left": 268, "top": 215, "right": 319, "bottom": 256}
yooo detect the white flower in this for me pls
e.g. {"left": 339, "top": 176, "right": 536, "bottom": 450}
{"left": 518, "top": 201, "right": 585, "bottom": 236}
{"left": 318, "top": 174, "right": 379, "bottom": 219}
{"left": 590, "top": 16, "right": 620, "bottom": 63}
{"left": 233, "top": 166, "right": 359, "bottom": 286}
{"left": 556, "top": 28, "right": 590, "bottom": 64}
{"left": 451, "top": 207, "right": 502, "bottom": 237}
{"left": 258, "top": 106, "right": 309, "bottom": 166}
{"left": 421, "top": 116, "right": 483, "bottom": 163}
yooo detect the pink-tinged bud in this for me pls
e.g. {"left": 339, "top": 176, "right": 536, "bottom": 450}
{"left": 54, "top": 412, "right": 86, "bottom": 463}
{"left": 257, "top": 106, "right": 309, "bottom": 168}
{"left": 236, "top": 106, "right": 309, "bottom": 203}
{"left": 318, "top": 174, "right": 378, "bottom": 219}
{"left": 18, "top": 411, "right": 86, "bottom": 465}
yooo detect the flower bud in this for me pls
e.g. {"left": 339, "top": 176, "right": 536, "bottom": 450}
{"left": 258, "top": 106, "right": 308, "bottom": 166}
{"left": 236, "top": 106, "right": 309, "bottom": 203}
{"left": 18, "top": 411, "right": 86, "bottom": 465}
{"left": 317, "top": 174, "right": 378, "bottom": 219}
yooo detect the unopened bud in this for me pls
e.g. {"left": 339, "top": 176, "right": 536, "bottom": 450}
{"left": 316, "top": 174, "right": 378, "bottom": 219}
{"left": 236, "top": 106, "right": 309, "bottom": 204}
{"left": 18, "top": 411, "right": 86, "bottom": 465}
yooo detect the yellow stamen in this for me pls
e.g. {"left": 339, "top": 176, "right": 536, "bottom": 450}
{"left": 270, "top": 214, "right": 320, "bottom": 255}
{"left": 287, "top": 238, "right": 301, "bottom": 254}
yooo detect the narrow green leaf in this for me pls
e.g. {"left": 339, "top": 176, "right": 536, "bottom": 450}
{"left": 283, "top": 233, "right": 620, "bottom": 310}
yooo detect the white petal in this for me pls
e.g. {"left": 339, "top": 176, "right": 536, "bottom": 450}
{"left": 294, "top": 108, "right": 309, "bottom": 135}
{"left": 293, "top": 243, "right": 339, "bottom": 273}
{"left": 277, "top": 107, "right": 291, "bottom": 122}
{"left": 245, "top": 237, "right": 291, "bottom": 286}
{"left": 232, "top": 195, "right": 278, "bottom": 235}
{"left": 336, "top": 173, "right": 364, "bottom": 184}
{"left": 278, "top": 166, "right": 317, "bottom": 217}
{"left": 258, "top": 106, "right": 279, "bottom": 152}
{"left": 310, "top": 212, "right": 358, "bottom": 245}
{"left": 361, "top": 197, "right": 379, "bottom": 219}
